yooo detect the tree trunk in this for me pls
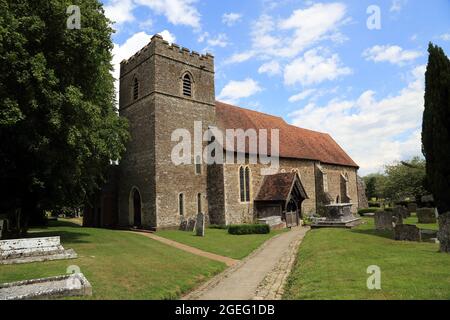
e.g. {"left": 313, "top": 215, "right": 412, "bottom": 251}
{"left": 438, "top": 212, "right": 450, "bottom": 253}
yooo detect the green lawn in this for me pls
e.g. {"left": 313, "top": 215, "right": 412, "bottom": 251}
{"left": 0, "top": 220, "right": 225, "bottom": 300}
{"left": 156, "top": 228, "right": 286, "bottom": 260}
{"left": 283, "top": 217, "right": 450, "bottom": 300}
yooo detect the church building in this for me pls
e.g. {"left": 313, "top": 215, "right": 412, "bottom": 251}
{"left": 83, "top": 34, "right": 360, "bottom": 230}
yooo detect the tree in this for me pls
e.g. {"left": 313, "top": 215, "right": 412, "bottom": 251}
{"left": 422, "top": 43, "right": 450, "bottom": 252}
{"left": 382, "top": 157, "right": 427, "bottom": 202}
{"left": 422, "top": 43, "right": 450, "bottom": 214}
{"left": 363, "top": 173, "right": 386, "bottom": 200}
{"left": 0, "top": 0, "right": 129, "bottom": 235}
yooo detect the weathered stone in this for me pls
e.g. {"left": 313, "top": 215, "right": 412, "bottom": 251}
{"left": 186, "top": 218, "right": 196, "bottom": 232}
{"left": 421, "top": 194, "right": 434, "bottom": 203}
{"left": 0, "top": 236, "right": 77, "bottom": 265}
{"left": 407, "top": 203, "right": 417, "bottom": 214}
{"left": 0, "top": 273, "right": 92, "bottom": 300}
{"left": 357, "top": 176, "right": 369, "bottom": 209}
{"left": 374, "top": 211, "right": 395, "bottom": 231}
{"left": 393, "top": 206, "right": 410, "bottom": 219}
{"left": 438, "top": 212, "right": 450, "bottom": 253}
{"left": 179, "top": 218, "right": 187, "bottom": 231}
{"left": 417, "top": 208, "right": 437, "bottom": 224}
{"left": 0, "top": 220, "right": 5, "bottom": 240}
{"left": 394, "top": 224, "right": 421, "bottom": 242}
{"left": 195, "top": 213, "right": 205, "bottom": 237}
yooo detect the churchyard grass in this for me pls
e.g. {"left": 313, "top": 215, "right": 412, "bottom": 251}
{"left": 0, "top": 219, "right": 225, "bottom": 299}
{"left": 156, "top": 228, "right": 287, "bottom": 260}
{"left": 283, "top": 217, "right": 450, "bottom": 300}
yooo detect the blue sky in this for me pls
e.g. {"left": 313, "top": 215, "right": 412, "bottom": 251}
{"left": 103, "top": 0, "right": 450, "bottom": 175}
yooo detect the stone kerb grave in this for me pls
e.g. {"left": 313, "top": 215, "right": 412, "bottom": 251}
{"left": 0, "top": 236, "right": 77, "bottom": 265}
{"left": 0, "top": 273, "right": 92, "bottom": 300}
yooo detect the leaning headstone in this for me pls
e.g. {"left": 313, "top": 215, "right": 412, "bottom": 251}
{"left": 393, "top": 206, "right": 409, "bottom": 219}
{"left": 195, "top": 213, "right": 205, "bottom": 237}
{"left": 394, "top": 224, "right": 421, "bottom": 242}
{"left": 407, "top": 203, "right": 417, "bottom": 215}
{"left": 179, "top": 218, "right": 187, "bottom": 231}
{"left": 438, "top": 212, "right": 450, "bottom": 253}
{"left": 417, "top": 208, "right": 437, "bottom": 224}
{"left": 186, "top": 218, "right": 196, "bottom": 232}
{"left": 374, "top": 211, "right": 394, "bottom": 231}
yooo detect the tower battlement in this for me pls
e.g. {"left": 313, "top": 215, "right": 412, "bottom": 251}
{"left": 120, "top": 34, "right": 214, "bottom": 77}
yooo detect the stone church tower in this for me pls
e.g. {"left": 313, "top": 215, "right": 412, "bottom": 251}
{"left": 118, "top": 34, "right": 215, "bottom": 229}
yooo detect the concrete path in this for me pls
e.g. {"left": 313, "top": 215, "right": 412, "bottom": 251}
{"left": 129, "top": 231, "right": 238, "bottom": 267}
{"left": 183, "top": 226, "right": 309, "bottom": 300}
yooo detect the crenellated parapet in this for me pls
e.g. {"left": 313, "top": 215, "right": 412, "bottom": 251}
{"left": 120, "top": 34, "right": 214, "bottom": 77}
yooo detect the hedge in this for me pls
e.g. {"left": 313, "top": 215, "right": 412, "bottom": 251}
{"left": 209, "top": 224, "right": 228, "bottom": 230}
{"left": 228, "top": 224, "right": 270, "bottom": 235}
{"left": 368, "top": 201, "right": 382, "bottom": 208}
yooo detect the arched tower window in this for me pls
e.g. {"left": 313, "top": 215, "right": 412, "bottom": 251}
{"left": 133, "top": 77, "right": 139, "bottom": 101}
{"left": 239, "top": 166, "right": 251, "bottom": 202}
{"left": 182, "top": 73, "right": 192, "bottom": 97}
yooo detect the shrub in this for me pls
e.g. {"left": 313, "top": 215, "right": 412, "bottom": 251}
{"left": 384, "top": 207, "right": 393, "bottom": 212}
{"left": 368, "top": 201, "right": 381, "bottom": 208}
{"left": 228, "top": 224, "right": 270, "bottom": 235}
{"left": 209, "top": 224, "right": 228, "bottom": 230}
{"left": 358, "top": 208, "right": 382, "bottom": 216}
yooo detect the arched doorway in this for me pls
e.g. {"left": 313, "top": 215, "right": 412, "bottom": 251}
{"left": 132, "top": 188, "right": 142, "bottom": 227}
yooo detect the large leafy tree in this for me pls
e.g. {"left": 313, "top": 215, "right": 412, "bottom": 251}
{"left": 422, "top": 43, "right": 450, "bottom": 215}
{"left": 0, "top": 0, "right": 129, "bottom": 233}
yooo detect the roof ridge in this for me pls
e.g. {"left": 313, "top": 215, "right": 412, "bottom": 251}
{"left": 216, "top": 101, "right": 286, "bottom": 123}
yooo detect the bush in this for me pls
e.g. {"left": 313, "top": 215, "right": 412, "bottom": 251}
{"left": 358, "top": 208, "right": 382, "bottom": 216}
{"left": 209, "top": 224, "right": 228, "bottom": 230}
{"left": 384, "top": 207, "right": 393, "bottom": 212}
{"left": 228, "top": 224, "right": 270, "bottom": 235}
{"left": 368, "top": 201, "right": 381, "bottom": 208}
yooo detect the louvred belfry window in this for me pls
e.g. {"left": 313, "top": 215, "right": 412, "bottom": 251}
{"left": 183, "top": 74, "right": 192, "bottom": 97}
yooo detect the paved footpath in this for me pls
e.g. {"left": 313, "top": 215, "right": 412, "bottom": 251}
{"left": 129, "top": 231, "right": 238, "bottom": 267}
{"left": 183, "top": 226, "right": 309, "bottom": 300}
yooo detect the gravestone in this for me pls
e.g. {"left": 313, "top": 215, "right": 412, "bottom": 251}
{"left": 186, "top": 218, "right": 196, "bottom": 232}
{"left": 394, "top": 224, "right": 421, "bottom": 242}
{"left": 0, "top": 220, "right": 6, "bottom": 240}
{"left": 195, "top": 213, "right": 205, "bottom": 237}
{"left": 407, "top": 203, "right": 417, "bottom": 214}
{"left": 393, "top": 206, "right": 409, "bottom": 219}
{"left": 179, "top": 218, "right": 187, "bottom": 231}
{"left": 374, "top": 211, "right": 395, "bottom": 231}
{"left": 438, "top": 212, "right": 450, "bottom": 253}
{"left": 417, "top": 208, "right": 437, "bottom": 224}
{"left": 0, "top": 236, "right": 77, "bottom": 265}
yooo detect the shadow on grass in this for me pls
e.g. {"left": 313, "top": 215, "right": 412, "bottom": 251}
{"left": 350, "top": 228, "right": 394, "bottom": 240}
{"left": 26, "top": 230, "right": 90, "bottom": 244}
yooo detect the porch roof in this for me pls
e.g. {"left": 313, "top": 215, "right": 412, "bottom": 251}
{"left": 255, "top": 172, "right": 308, "bottom": 202}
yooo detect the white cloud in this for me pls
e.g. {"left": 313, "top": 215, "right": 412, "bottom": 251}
{"left": 225, "top": 51, "right": 256, "bottom": 64}
{"left": 289, "top": 65, "right": 426, "bottom": 175}
{"left": 207, "top": 33, "right": 229, "bottom": 48}
{"left": 222, "top": 13, "right": 242, "bottom": 26}
{"left": 390, "top": 0, "right": 408, "bottom": 12}
{"left": 288, "top": 89, "right": 317, "bottom": 103}
{"left": 284, "top": 49, "right": 351, "bottom": 86}
{"left": 363, "top": 45, "right": 422, "bottom": 65}
{"left": 111, "top": 32, "right": 153, "bottom": 102}
{"left": 440, "top": 33, "right": 450, "bottom": 41}
{"left": 226, "top": 2, "right": 349, "bottom": 64}
{"left": 104, "top": 0, "right": 135, "bottom": 25}
{"left": 158, "top": 30, "right": 176, "bottom": 44}
{"left": 217, "top": 78, "right": 262, "bottom": 104}
{"left": 258, "top": 61, "right": 281, "bottom": 76}
{"left": 135, "top": 0, "right": 201, "bottom": 29}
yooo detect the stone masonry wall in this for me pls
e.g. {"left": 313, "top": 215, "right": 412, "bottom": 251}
{"left": 221, "top": 158, "right": 317, "bottom": 225}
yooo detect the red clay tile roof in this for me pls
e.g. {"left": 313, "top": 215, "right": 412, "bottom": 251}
{"left": 255, "top": 172, "right": 308, "bottom": 201}
{"left": 215, "top": 101, "right": 358, "bottom": 168}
